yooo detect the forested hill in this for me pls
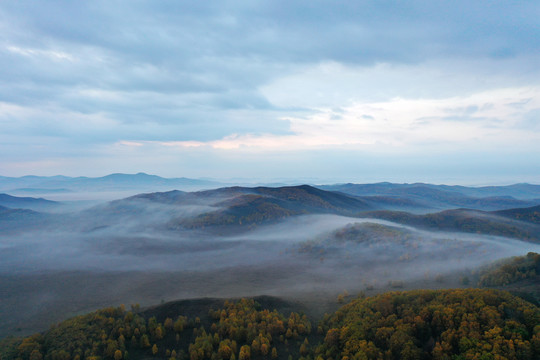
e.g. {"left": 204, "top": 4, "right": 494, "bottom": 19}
{"left": 476, "top": 252, "right": 540, "bottom": 304}
{"left": 319, "top": 289, "right": 539, "bottom": 360}
{"left": 358, "top": 207, "right": 540, "bottom": 243}
{"left": 0, "top": 296, "right": 313, "bottom": 360}
{"left": 1, "top": 290, "right": 538, "bottom": 360}
{"left": 130, "top": 185, "right": 370, "bottom": 211}
{"left": 494, "top": 205, "right": 540, "bottom": 225}
{"left": 129, "top": 185, "right": 372, "bottom": 230}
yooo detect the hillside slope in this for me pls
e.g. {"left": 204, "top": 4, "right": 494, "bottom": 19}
{"left": 0, "top": 193, "right": 58, "bottom": 211}
{"left": 494, "top": 205, "right": 540, "bottom": 225}
{"left": 2, "top": 290, "right": 538, "bottom": 360}
{"left": 359, "top": 208, "right": 540, "bottom": 243}
{"left": 161, "top": 185, "right": 372, "bottom": 230}
{"left": 0, "top": 297, "right": 312, "bottom": 360}
{"left": 318, "top": 289, "right": 540, "bottom": 360}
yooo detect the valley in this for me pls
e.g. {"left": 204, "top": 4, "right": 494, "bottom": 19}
{"left": 1, "top": 177, "right": 539, "bottom": 347}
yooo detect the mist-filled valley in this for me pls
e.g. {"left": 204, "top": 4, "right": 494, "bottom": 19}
{"left": 1, "top": 177, "right": 540, "bottom": 341}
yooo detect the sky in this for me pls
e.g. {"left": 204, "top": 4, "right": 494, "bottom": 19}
{"left": 0, "top": 0, "right": 539, "bottom": 184}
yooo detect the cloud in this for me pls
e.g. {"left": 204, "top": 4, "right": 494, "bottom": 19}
{"left": 0, "top": 1, "right": 539, "bottom": 180}
{"left": 125, "top": 86, "right": 540, "bottom": 151}
{"left": 6, "top": 45, "right": 76, "bottom": 61}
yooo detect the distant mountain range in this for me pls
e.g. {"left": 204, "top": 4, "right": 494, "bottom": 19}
{"left": 319, "top": 182, "right": 540, "bottom": 210}
{"left": 0, "top": 173, "right": 223, "bottom": 194}
{"left": 93, "top": 184, "right": 540, "bottom": 240}
{"left": 2, "top": 174, "right": 540, "bottom": 210}
{"left": 319, "top": 182, "right": 540, "bottom": 199}
{"left": 2, "top": 181, "right": 540, "bottom": 241}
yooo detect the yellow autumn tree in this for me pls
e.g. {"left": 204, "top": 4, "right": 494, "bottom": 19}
{"left": 114, "top": 350, "right": 123, "bottom": 360}
{"left": 239, "top": 345, "right": 251, "bottom": 360}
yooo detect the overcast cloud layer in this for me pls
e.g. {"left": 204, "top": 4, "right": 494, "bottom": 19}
{"left": 1, "top": 1, "right": 539, "bottom": 184}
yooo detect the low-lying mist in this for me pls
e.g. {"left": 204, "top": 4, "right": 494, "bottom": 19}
{"left": 1, "top": 191, "right": 539, "bottom": 339}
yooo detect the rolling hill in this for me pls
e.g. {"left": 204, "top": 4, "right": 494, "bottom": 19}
{"left": 0, "top": 193, "right": 59, "bottom": 211}
{"left": 358, "top": 207, "right": 540, "bottom": 243}
{"left": 166, "top": 185, "right": 372, "bottom": 230}
{"left": 318, "top": 289, "right": 540, "bottom": 360}
{"left": 475, "top": 252, "right": 540, "bottom": 304}
{"left": 494, "top": 205, "right": 540, "bottom": 225}
{"left": 1, "top": 290, "right": 538, "bottom": 360}
{"left": 0, "top": 206, "right": 52, "bottom": 234}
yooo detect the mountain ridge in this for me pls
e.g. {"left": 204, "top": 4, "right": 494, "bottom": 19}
{"left": 0, "top": 193, "right": 59, "bottom": 211}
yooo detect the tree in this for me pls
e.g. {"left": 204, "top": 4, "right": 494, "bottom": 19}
{"left": 140, "top": 334, "right": 151, "bottom": 348}
{"left": 152, "top": 344, "right": 159, "bottom": 355}
{"left": 114, "top": 350, "right": 123, "bottom": 360}
{"left": 29, "top": 350, "right": 43, "bottom": 360}
{"left": 218, "top": 342, "right": 233, "bottom": 360}
{"left": 260, "top": 343, "right": 269, "bottom": 356}
{"left": 164, "top": 317, "right": 174, "bottom": 330}
{"left": 239, "top": 345, "right": 251, "bottom": 360}
{"left": 300, "top": 343, "right": 308, "bottom": 356}
{"left": 175, "top": 316, "right": 187, "bottom": 333}
{"left": 155, "top": 326, "right": 164, "bottom": 340}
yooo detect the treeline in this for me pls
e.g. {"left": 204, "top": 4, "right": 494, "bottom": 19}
{"left": 0, "top": 299, "right": 312, "bottom": 360}
{"left": 478, "top": 252, "right": 540, "bottom": 287}
{"left": 316, "top": 289, "right": 540, "bottom": 360}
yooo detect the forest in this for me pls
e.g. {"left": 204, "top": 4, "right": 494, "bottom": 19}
{"left": 477, "top": 252, "right": 540, "bottom": 287}
{"left": 317, "top": 289, "right": 539, "bottom": 360}
{"left": 0, "top": 298, "right": 312, "bottom": 360}
{"left": 1, "top": 289, "right": 539, "bottom": 360}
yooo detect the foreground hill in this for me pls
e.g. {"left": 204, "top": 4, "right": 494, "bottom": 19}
{"left": 0, "top": 296, "right": 312, "bottom": 360}
{"left": 2, "top": 289, "right": 538, "bottom": 360}
{"left": 318, "top": 289, "right": 540, "bottom": 360}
